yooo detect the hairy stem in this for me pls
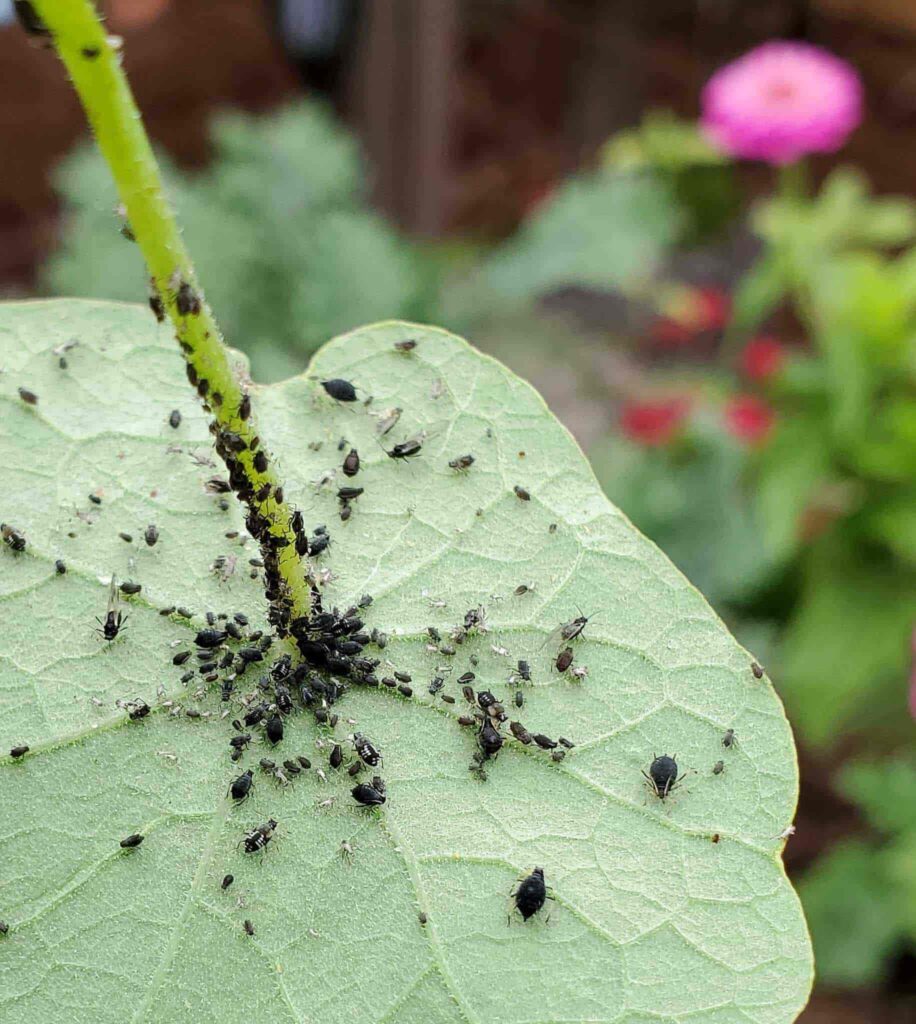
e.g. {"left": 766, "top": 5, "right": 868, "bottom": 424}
{"left": 33, "top": 0, "right": 312, "bottom": 624}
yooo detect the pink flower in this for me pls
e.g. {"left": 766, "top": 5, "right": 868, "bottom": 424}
{"left": 620, "top": 398, "right": 690, "bottom": 447}
{"left": 701, "top": 42, "right": 863, "bottom": 164}
{"left": 741, "top": 336, "right": 786, "bottom": 380}
{"left": 724, "top": 395, "right": 775, "bottom": 444}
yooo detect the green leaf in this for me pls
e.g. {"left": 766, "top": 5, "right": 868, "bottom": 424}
{"left": 798, "top": 841, "right": 903, "bottom": 989}
{"left": 780, "top": 538, "right": 916, "bottom": 746}
{"left": 0, "top": 301, "right": 811, "bottom": 1023}
{"left": 480, "top": 172, "right": 681, "bottom": 302}
{"left": 840, "top": 757, "right": 916, "bottom": 836}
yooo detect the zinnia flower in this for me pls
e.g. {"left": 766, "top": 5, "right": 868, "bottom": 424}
{"left": 620, "top": 398, "right": 690, "bottom": 446}
{"left": 701, "top": 42, "right": 863, "bottom": 164}
{"left": 741, "top": 336, "right": 785, "bottom": 380}
{"left": 724, "top": 395, "right": 775, "bottom": 444}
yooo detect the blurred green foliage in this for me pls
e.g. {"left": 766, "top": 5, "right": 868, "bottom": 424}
{"left": 800, "top": 757, "right": 916, "bottom": 987}
{"left": 44, "top": 104, "right": 433, "bottom": 381}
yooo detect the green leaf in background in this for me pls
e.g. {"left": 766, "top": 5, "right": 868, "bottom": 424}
{"left": 800, "top": 757, "right": 916, "bottom": 987}
{"left": 780, "top": 538, "right": 916, "bottom": 747}
{"left": 798, "top": 841, "right": 903, "bottom": 989}
{"left": 0, "top": 301, "right": 811, "bottom": 1023}
{"left": 43, "top": 104, "right": 427, "bottom": 381}
{"left": 480, "top": 172, "right": 681, "bottom": 302}
{"left": 592, "top": 433, "right": 779, "bottom": 609}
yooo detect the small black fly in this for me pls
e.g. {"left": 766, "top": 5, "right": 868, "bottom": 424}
{"left": 95, "top": 577, "right": 127, "bottom": 643}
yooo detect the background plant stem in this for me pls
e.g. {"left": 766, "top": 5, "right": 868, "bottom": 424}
{"left": 33, "top": 0, "right": 312, "bottom": 620}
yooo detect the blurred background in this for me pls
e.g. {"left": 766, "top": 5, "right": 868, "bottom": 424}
{"left": 2, "top": 1, "right": 915, "bottom": 1018}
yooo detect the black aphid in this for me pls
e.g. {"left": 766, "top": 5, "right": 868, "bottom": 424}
{"left": 532, "top": 734, "right": 557, "bottom": 750}
{"left": 253, "top": 450, "right": 268, "bottom": 474}
{"left": 221, "top": 874, "right": 234, "bottom": 890}
{"left": 643, "top": 754, "right": 684, "bottom": 800}
{"left": 120, "top": 833, "right": 144, "bottom": 849}
{"left": 394, "top": 671, "right": 412, "bottom": 684}
{"left": 515, "top": 690, "right": 524, "bottom": 708}
{"left": 127, "top": 699, "right": 150, "bottom": 721}
{"left": 329, "top": 744, "right": 344, "bottom": 770}
{"left": 119, "top": 581, "right": 142, "bottom": 596}
{"left": 88, "top": 493, "right": 102, "bottom": 506}
{"left": 477, "top": 690, "right": 498, "bottom": 710}
{"left": 555, "top": 647, "right": 574, "bottom": 673}
{"left": 448, "top": 454, "right": 475, "bottom": 472}
{"left": 713, "top": 760, "right": 725, "bottom": 775}
{"left": 283, "top": 759, "right": 301, "bottom": 775}
{"left": 238, "top": 393, "right": 251, "bottom": 421}
{"left": 55, "top": 559, "right": 66, "bottom": 574}
{"left": 10, "top": 744, "right": 29, "bottom": 758}
{"left": 18, "top": 387, "right": 38, "bottom": 405}
{"left": 321, "top": 378, "right": 358, "bottom": 402}
{"left": 265, "top": 713, "right": 284, "bottom": 745}
{"left": 243, "top": 919, "right": 255, "bottom": 936}
{"left": 441, "top": 694, "right": 456, "bottom": 704}
{"left": 343, "top": 448, "right": 360, "bottom": 477}
{"left": 398, "top": 684, "right": 413, "bottom": 698}
{"left": 461, "top": 685, "right": 475, "bottom": 704}
{"left": 229, "top": 769, "right": 253, "bottom": 801}
{"left": 145, "top": 524, "right": 159, "bottom": 547}
{"left": 310, "top": 533, "right": 331, "bottom": 556}
{"left": 722, "top": 729, "right": 736, "bottom": 749}
{"left": 509, "top": 722, "right": 532, "bottom": 745}
{"left": 512, "top": 867, "right": 548, "bottom": 921}
{"left": 195, "top": 628, "right": 227, "bottom": 649}
{"left": 118, "top": 532, "right": 134, "bottom": 543}
{"left": 353, "top": 733, "right": 381, "bottom": 767}
{"left": 751, "top": 662, "right": 764, "bottom": 679}
{"left": 148, "top": 284, "right": 165, "bottom": 322}
{"left": 458, "top": 671, "right": 475, "bottom": 685}
{"left": 338, "top": 487, "right": 363, "bottom": 503}
{"left": 0, "top": 920, "right": 8, "bottom": 935}
{"left": 2, "top": 524, "right": 27, "bottom": 552}
{"left": 242, "top": 819, "right": 277, "bottom": 854}
{"left": 513, "top": 485, "right": 531, "bottom": 501}
{"left": 558, "top": 737, "right": 575, "bottom": 749}
{"left": 96, "top": 577, "right": 127, "bottom": 642}
{"left": 229, "top": 733, "right": 252, "bottom": 750}
{"left": 394, "top": 339, "right": 417, "bottom": 352}
{"left": 478, "top": 719, "right": 503, "bottom": 759}
{"left": 168, "top": 409, "right": 182, "bottom": 429}
{"left": 176, "top": 281, "right": 201, "bottom": 316}
{"left": 351, "top": 782, "right": 386, "bottom": 807}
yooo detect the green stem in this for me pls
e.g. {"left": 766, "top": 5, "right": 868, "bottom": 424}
{"left": 777, "top": 160, "right": 808, "bottom": 203}
{"left": 33, "top": 0, "right": 312, "bottom": 622}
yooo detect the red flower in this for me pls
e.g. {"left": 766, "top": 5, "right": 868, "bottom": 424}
{"left": 741, "top": 336, "right": 785, "bottom": 380}
{"left": 620, "top": 398, "right": 690, "bottom": 446}
{"left": 651, "top": 286, "right": 731, "bottom": 348}
{"left": 724, "top": 395, "right": 775, "bottom": 444}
